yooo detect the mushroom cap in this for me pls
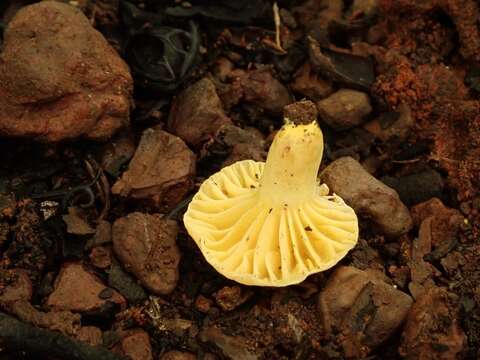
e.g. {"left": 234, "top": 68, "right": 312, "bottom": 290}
{"left": 184, "top": 159, "right": 358, "bottom": 286}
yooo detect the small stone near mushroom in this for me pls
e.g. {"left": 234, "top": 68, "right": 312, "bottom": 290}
{"left": 399, "top": 287, "right": 466, "bottom": 360}
{"left": 318, "top": 266, "right": 413, "bottom": 358}
{"left": 46, "top": 262, "right": 125, "bottom": 313}
{"left": 291, "top": 62, "right": 333, "bottom": 101}
{"left": 317, "top": 89, "right": 372, "bottom": 130}
{"left": 168, "top": 77, "right": 231, "bottom": 147}
{"left": 0, "top": 1, "right": 132, "bottom": 142}
{"left": 195, "top": 295, "right": 213, "bottom": 313}
{"left": 239, "top": 68, "right": 292, "bottom": 115}
{"left": 204, "top": 124, "right": 266, "bottom": 167}
{"left": 321, "top": 156, "right": 413, "bottom": 237}
{"left": 112, "top": 127, "right": 196, "bottom": 212}
{"left": 112, "top": 212, "right": 181, "bottom": 295}
{"left": 213, "top": 286, "right": 253, "bottom": 311}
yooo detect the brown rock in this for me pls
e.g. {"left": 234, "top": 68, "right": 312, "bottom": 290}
{"left": 203, "top": 124, "right": 266, "bottom": 167}
{"left": 160, "top": 351, "right": 196, "bottom": 360}
{"left": 0, "top": 270, "right": 32, "bottom": 305}
{"left": 239, "top": 68, "right": 292, "bottom": 115}
{"left": 213, "top": 286, "right": 253, "bottom": 311}
{"left": 291, "top": 62, "right": 333, "bottom": 101}
{"left": 321, "top": 156, "right": 413, "bottom": 237}
{"left": 0, "top": 1, "right": 132, "bottom": 142}
{"left": 112, "top": 128, "right": 196, "bottom": 211}
{"left": 47, "top": 262, "right": 125, "bottom": 312}
{"left": 200, "top": 326, "right": 258, "bottom": 360}
{"left": 400, "top": 287, "right": 466, "bottom": 360}
{"left": 76, "top": 326, "right": 103, "bottom": 346}
{"left": 112, "top": 212, "right": 181, "bottom": 295}
{"left": 317, "top": 89, "right": 372, "bottom": 130}
{"left": 195, "top": 295, "right": 213, "bottom": 313}
{"left": 318, "top": 266, "right": 413, "bottom": 358}
{"left": 89, "top": 246, "right": 112, "bottom": 269}
{"left": 168, "top": 77, "right": 231, "bottom": 147}
{"left": 118, "top": 329, "right": 153, "bottom": 360}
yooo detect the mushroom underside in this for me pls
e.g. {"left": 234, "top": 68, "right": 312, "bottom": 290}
{"left": 184, "top": 160, "right": 358, "bottom": 286}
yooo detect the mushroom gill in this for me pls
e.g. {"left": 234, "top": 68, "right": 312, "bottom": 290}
{"left": 184, "top": 119, "right": 358, "bottom": 286}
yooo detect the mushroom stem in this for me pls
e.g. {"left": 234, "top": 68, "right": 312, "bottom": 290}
{"left": 259, "top": 121, "right": 324, "bottom": 206}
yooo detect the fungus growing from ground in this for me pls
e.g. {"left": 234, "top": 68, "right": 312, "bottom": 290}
{"left": 184, "top": 111, "right": 358, "bottom": 286}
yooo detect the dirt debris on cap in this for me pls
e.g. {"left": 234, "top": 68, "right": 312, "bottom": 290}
{"left": 112, "top": 212, "right": 181, "bottom": 295}
{"left": 0, "top": 1, "right": 132, "bottom": 142}
{"left": 283, "top": 99, "right": 318, "bottom": 125}
{"left": 321, "top": 156, "right": 413, "bottom": 237}
{"left": 46, "top": 262, "right": 125, "bottom": 313}
{"left": 112, "top": 127, "right": 196, "bottom": 211}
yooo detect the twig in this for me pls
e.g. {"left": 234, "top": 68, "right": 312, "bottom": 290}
{"left": 272, "top": 2, "right": 286, "bottom": 54}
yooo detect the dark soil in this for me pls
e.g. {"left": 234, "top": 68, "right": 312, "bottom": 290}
{"left": 0, "top": 1, "right": 479, "bottom": 359}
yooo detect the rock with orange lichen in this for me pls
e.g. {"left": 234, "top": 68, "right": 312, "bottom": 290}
{"left": 0, "top": 2, "right": 132, "bottom": 142}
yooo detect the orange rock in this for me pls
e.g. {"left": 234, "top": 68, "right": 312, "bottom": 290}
{"left": 0, "top": 2, "right": 132, "bottom": 142}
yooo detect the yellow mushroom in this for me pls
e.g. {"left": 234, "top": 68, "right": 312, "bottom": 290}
{"left": 184, "top": 119, "right": 358, "bottom": 286}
